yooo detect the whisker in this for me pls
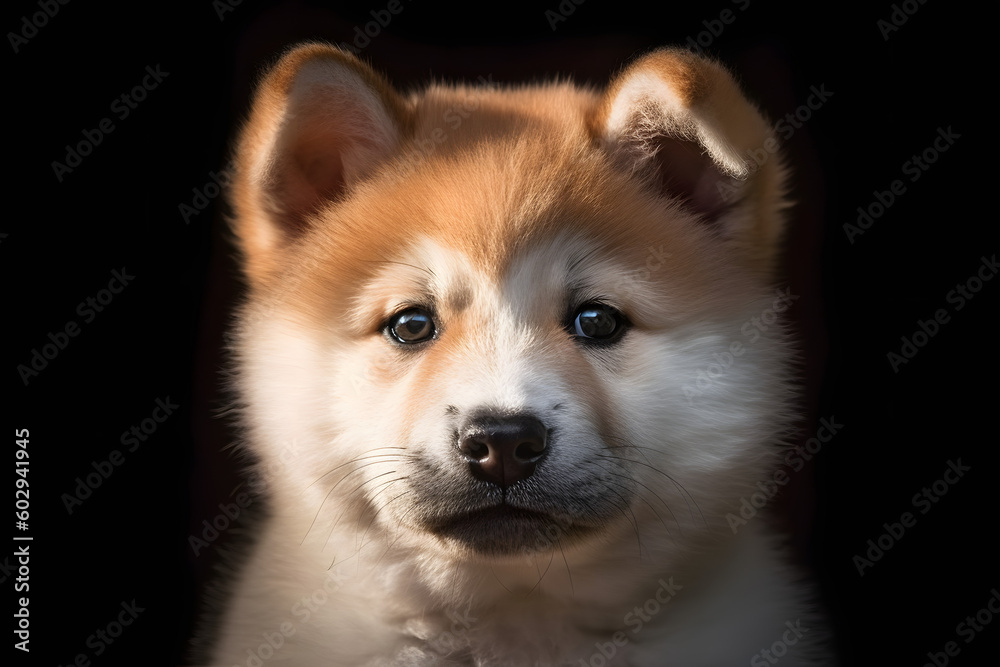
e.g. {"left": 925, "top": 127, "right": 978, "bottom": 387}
{"left": 604, "top": 475, "right": 675, "bottom": 543}
{"left": 599, "top": 466, "right": 681, "bottom": 535}
{"left": 490, "top": 566, "right": 514, "bottom": 594}
{"left": 369, "top": 496, "right": 418, "bottom": 570}
{"left": 603, "top": 433, "right": 657, "bottom": 468}
{"left": 597, "top": 450, "right": 705, "bottom": 526}
{"left": 323, "top": 470, "right": 398, "bottom": 551}
{"left": 357, "top": 476, "right": 408, "bottom": 550}
{"left": 526, "top": 552, "right": 556, "bottom": 597}
{"left": 307, "top": 448, "right": 407, "bottom": 489}
{"left": 301, "top": 459, "right": 401, "bottom": 544}
{"left": 558, "top": 542, "right": 574, "bottom": 597}
{"left": 449, "top": 560, "right": 462, "bottom": 604}
{"left": 595, "top": 477, "right": 646, "bottom": 549}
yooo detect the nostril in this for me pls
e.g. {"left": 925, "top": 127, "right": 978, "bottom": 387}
{"left": 514, "top": 439, "right": 546, "bottom": 462}
{"left": 461, "top": 438, "right": 490, "bottom": 462}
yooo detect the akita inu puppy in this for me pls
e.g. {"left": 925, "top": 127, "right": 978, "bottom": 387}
{"left": 205, "top": 43, "right": 833, "bottom": 666}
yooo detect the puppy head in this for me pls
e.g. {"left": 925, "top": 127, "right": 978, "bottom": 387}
{"left": 229, "top": 44, "right": 793, "bottom": 562}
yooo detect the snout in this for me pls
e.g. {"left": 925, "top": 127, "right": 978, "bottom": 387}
{"left": 407, "top": 408, "right": 625, "bottom": 555}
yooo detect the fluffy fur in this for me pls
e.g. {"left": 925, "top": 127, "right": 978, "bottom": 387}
{"left": 204, "top": 43, "right": 833, "bottom": 666}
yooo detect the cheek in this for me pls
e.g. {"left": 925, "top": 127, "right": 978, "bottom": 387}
{"left": 327, "top": 339, "right": 413, "bottom": 434}
{"left": 329, "top": 335, "right": 473, "bottom": 457}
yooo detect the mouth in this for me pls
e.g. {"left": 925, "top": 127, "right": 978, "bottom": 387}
{"left": 426, "top": 504, "right": 586, "bottom": 557}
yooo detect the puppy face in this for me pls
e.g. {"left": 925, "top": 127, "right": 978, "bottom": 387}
{"left": 231, "top": 45, "right": 792, "bottom": 563}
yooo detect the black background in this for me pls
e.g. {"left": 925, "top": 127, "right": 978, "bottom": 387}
{"left": 6, "top": 1, "right": 995, "bottom": 665}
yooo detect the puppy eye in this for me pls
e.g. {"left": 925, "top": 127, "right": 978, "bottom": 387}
{"left": 571, "top": 303, "right": 626, "bottom": 341}
{"left": 387, "top": 308, "right": 436, "bottom": 344}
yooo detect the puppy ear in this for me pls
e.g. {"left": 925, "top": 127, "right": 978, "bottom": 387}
{"left": 230, "top": 43, "right": 407, "bottom": 285}
{"left": 594, "top": 48, "right": 788, "bottom": 275}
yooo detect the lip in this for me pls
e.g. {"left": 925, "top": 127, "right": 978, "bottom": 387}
{"left": 427, "top": 505, "right": 584, "bottom": 556}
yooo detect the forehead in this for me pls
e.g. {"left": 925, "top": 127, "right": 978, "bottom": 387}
{"left": 275, "top": 131, "right": 729, "bottom": 329}
{"left": 318, "top": 139, "right": 683, "bottom": 260}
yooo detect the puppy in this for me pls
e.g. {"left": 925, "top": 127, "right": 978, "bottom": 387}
{"left": 205, "top": 43, "right": 833, "bottom": 666}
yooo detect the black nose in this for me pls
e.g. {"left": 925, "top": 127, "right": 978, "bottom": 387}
{"left": 458, "top": 414, "right": 548, "bottom": 488}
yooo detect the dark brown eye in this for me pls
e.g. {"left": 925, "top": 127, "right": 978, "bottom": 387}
{"left": 571, "top": 303, "right": 625, "bottom": 342}
{"left": 387, "top": 309, "right": 435, "bottom": 344}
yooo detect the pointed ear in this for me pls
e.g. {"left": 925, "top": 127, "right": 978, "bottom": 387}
{"left": 594, "top": 48, "right": 788, "bottom": 275}
{"left": 230, "top": 43, "right": 407, "bottom": 285}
